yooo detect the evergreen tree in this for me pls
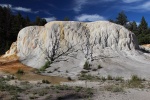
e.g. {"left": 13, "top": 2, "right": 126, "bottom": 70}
{"left": 127, "top": 21, "right": 139, "bottom": 35}
{"left": 25, "top": 16, "right": 31, "bottom": 26}
{"left": 111, "top": 11, "right": 150, "bottom": 44}
{"left": 64, "top": 16, "right": 70, "bottom": 21}
{"left": 0, "top": 6, "right": 4, "bottom": 54}
{"left": 11, "top": 13, "right": 25, "bottom": 41}
{"left": 0, "top": 6, "right": 48, "bottom": 54}
{"left": 116, "top": 11, "right": 128, "bottom": 26}
{"left": 132, "top": 21, "right": 138, "bottom": 31}
{"left": 131, "top": 21, "right": 139, "bottom": 35}
{"left": 0, "top": 6, "right": 12, "bottom": 53}
{"left": 137, "top": 17, "right": 150, "bottom": 44}
{"left": 109, "top": 19, "right": 115, "bottom": 23}
{"left": 138, "top": 16, "right": 148, "bottom": 34}
{"left": 40, "top": 18, "right": 47, "bottom": 25}
{"left": 35, "top": 16, "right": 47, "bottom": 26}
{"left": 35, "top": 16, "right": 41, "bottom": 25}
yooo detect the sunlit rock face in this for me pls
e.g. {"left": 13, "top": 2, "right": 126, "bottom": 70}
{"left": 2, "top": 42, "right": 17, "bottom": 58}
{"left": 140, "top": 44, "right": 150, "bottom": 52}
{"left": 4, "top": 21, "right": 150, "bottom": 79}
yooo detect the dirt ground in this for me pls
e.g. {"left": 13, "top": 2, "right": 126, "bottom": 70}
{"left": 1, "top": 55, "right": 150, "bottom": 100}
{"left": 0, "top": 55, "right": 68, "bottom": 84}
{"left": 61, "top": 80, "right": 150, "bottom": 100}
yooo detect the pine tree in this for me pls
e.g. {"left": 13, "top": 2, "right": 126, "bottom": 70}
{"left": 64, "top": 16, "right": 70, "bottom": 21}
{"left": 138, "top": 16, "right": 148, "bottom": 34}
{"left": 132, "top": 21, "right": 138, "bottom": 31}
{"left": 0, "top": 6, "right": 48, "bottom": 54}
{"left": 127, "top": 21, "right": 139, "bottom": 35}
{"left": 109, "top": 19, "right": 115, "bottom": 23}
{"left": 0, "top": 6, "right": 4, "bottom": 54}
{"left": 35, "top": 16, "right": 41, "bottom": 25}
{"left": 137, "top": 17, "right": 150, "bottom": 44}
{"left": 116, "top": 11, "right": 128, "bottom": 26}
{"left": 25, "top": 16, "right": 31, "bottom": 26}
{"left": 40, "top": 18, "right": 47, "bottom": 25}
{"left": 131, "top": 21, "right": 139, "bottom": 35}
{"left": 35, "top": 16, "right": 47, "bottom": 26}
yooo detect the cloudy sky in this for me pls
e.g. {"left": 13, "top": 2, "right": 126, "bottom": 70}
{"left": 0, "top": 0, "right": 150, "bottom": 25}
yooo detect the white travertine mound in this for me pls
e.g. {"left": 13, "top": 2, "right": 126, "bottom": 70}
{"left": 2, "top": 42, "right": 17, "bottom": 57}
{"left": 17, "top": 21, "right": 139, "bottom": 67}
{"left": 4, "top": 21, "right": 150, "bottom": 79}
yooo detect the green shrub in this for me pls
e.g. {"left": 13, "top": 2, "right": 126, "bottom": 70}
{"left": 38, "top": 90, "right": 48, "bottom": 96}
{"left": 47, "top": 71, "right": 52, "bottom": 73}
{"left": 81, "top": 70, "right": 88, "bottom": 74}
{"left": 112, "top": 86, "right": 124, "bottom": 92}
{"left": 131, "top": 75, "right": 142, "bottom": 81}
{"left": 83, "top": 61, "right": 91, "bottom": 70}
{"left": 75, "top": 86, "right": 83, "bottom": 92}
{"left": 127, "top": 75, "right": 144, "bottom": 88}
{"left": 53, "top": 67, "right": 59, "bottom": 72}
{"left": 55, "top": 85, "right": 67, "bottom": 90}
{"left": 16, "top": 69, "right": 24, "bottom": 75}
{"left": 11, "top": 94, "right": 20, "bottom": 100}
{"left": 66, "top": 70, "right": 68, "bottom": 73}
{"left": 86, "top": 88, "right": 93, "bottom": 96}
{"left": 105, "top": 85, "right": 124, "bottom": 92}
{"left": 92, "top": 69, "right": 97, "bottom": 71}
{"left": 45, "top": 95, "right": 52, "bottom": 99}
{"left": 107, "top": 75, "right": 113, "bottom": 80}
{"left": 78, "top": 74, "right": 100, "bottom": 81}
{"left": 29, "top": 95, "right": 38, "bottom": 99}
{"left": 115, "top": 77, "right": 124, "bottom": 82}
{"left": 67, "top": 77, "right": 72, "bottom": 81}
{"left": 98, "top": 65, "right": 102, "bottom": 69}
{"left": 42, "top": 80, "right": 50, "bottom": 84}
{"left": 101, "top": 76, "right": 106, "bottom": 81}
{"left": 40, "top": 61, "right": 51, "bottom": 71}
{"left": 0, "top": 79, "right": 23, "bottom": 95}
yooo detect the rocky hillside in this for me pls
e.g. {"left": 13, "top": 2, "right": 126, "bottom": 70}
{"left": 3, "top": 21, "right": 150, "bottom": 79}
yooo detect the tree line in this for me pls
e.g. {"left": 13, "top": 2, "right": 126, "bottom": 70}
{"left": 0, "top": 6, "right": 47, "bottom": 55}
{"left": 110, "top": 11, "right": 150, "bottom": 45}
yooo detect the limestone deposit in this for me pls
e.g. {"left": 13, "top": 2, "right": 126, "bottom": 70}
{"left": 3, "top": 21, "right": 150, "bottom": 79}
{"left": 3, "top": 42, "right": 17, "bottom": 57}
{"left": 140, "top": 44, "right": 150, "bottom": 52}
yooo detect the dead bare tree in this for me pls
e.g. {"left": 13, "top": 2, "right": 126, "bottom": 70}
{"left": 39, "top": 30, "right": 79, "bottom": 64}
